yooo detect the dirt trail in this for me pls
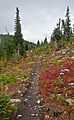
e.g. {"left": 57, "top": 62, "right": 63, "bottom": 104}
{"left": 15, "top": 57, "right": 40, "bottom": 120}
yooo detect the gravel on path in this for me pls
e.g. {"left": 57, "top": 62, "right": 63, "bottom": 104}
{"left": 15, "top": 58, "right": 40, "bottom": 120}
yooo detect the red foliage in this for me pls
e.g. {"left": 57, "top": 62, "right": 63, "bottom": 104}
{"left": 39, "top": 61, "right": 74, "bottom": 119}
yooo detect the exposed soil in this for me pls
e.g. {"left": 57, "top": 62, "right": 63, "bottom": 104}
{"left": 15, "top": 57, "right": 40, "bottom": 120}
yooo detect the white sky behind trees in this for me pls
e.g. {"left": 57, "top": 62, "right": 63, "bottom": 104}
{"left": 0, "top": 0, "right": 74, "bottom": 43}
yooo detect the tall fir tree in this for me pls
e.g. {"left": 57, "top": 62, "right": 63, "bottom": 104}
{"left": 44, "top": 37, "right": 48, "bottom": 44}
{"left": 65, "top": 6, "right": 72, "bottom": 40}
{"left": 51, "top": 18, "right": 62, "bottom": 43}
{"left": 14, "top": 7, "right": 24, "bottom": 55}
{"left": 37, "top": 40, "right": 40, "bottom": 46}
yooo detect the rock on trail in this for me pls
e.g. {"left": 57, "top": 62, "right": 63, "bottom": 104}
{"left": 15, "top": 58, "right": 40, "bottom": 120}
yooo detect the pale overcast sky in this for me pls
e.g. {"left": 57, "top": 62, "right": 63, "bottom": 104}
{"left": 0, "top": 0, "right": 74, "bottom": 43}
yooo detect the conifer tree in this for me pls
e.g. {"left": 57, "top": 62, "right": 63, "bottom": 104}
{"left": 14, "top": 7, "right": 24, "bottom": 55}
{"left": 44, "top": 37, "right": 48, "bottom": 44}
{"left": 37, "top": 40, "right": 40, "bottom": 46}
{"left": 25, "top": 41, "right": 28, "bottom": 51}
{"left": 51, "top": 19, "right": 62, "bottom": 43}
{"left": 65, "top": 6, "right": 72, "bottom": 40}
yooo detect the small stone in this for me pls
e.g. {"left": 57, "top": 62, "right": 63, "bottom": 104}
{"left": 17, "top": 114, "right": 22, "bottom": 118}
{"left": 61, "top": 70, "right": 64, "bottom": 72}
{"left": 31, "top": 114, "right": 35, "bottom": 117}
{"left": 37, "top": 100, "right": 40, "bottom": 104}
{"left": 62, "top": 57, "right": 65, "bottom": 60}
{"left": 57, "top": 94, "right": 61, "bottom": 97}
{"left": 30, "top": 50, "right": 32, "bottom": 52}
{"left": 34, "top": 107, "right": 37, "bottom": 110}
{"left": 24, "top": 98, "right": 28, "bottom": 102}
{"left": 60, "top": 73, "right": 64, "bottom": 75}
{"left": 24, "top": 77, "right": 28, "bottom": 82}
{"left": 62, "top": 51, "right": 66, "bottom": 54}
{"left": 20, "top": 94, "right": 23, "bottom": 97}
{"left": 10, "top": 99, "right": 21, "bottom": 103}
{"left": 61, "top": 69, "right": 69, "bottom": 72}
{"left": 32, "top": 73, "right": 34, "bottom": 76}
{"left": 29, "top": 104, "right": 31, "bottom": 107}
{"left": 28, "top": 95, "right": 31, "bottom": 98}
{"left": 36, "top": 114, "right": 38, "bottom": 116}
{"left": 25, "top": 88, "right": 27, "bottom": 91}
{"left": 64, "top": 69, "right": 69, "bottom": 72}
{"left": 18, "top": 90, "right": 21, "bottom": 93}
{"left": 71, "top": 56, "right": 74, "bottom": 59}
{"left": 52, "top": 54, "right": 54, "bottom": 56}
{"left": 32, "top": 82, "right": 34, "bottom": 84}
{"left": 30, "top": 87, "right": 32, "bottom": 89}
{"left": 66, "top": 98, "right": 74, "bottom": 106}
{"left": 70, "top": 83, "right": 74, "bottom": 86}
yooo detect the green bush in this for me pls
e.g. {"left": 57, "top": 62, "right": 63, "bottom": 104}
{"left": 3, "top": 61, "right": 8, "bottom": 67}
{"left": 11, "top": 63, "right": 13, "bottom": 67}
{"left": 58, "top": 81, "right": 64, "bottom": 85}
{"left": 0, "top": 92, "right": 17, "bottom": 120}
{"left": 54, "top": 86, "right": 60, "bottom": 93}
{"left": 0, "top": 83, "right": 3, "bottom": 92}
{"left": 0, "top": 65, "right": 2, "bottom": 71}
{"left": 24, "top": 73, "right": 28, "bottom": 78}
{"left": 0, "top": 75, "right": 13, "bottom": 85}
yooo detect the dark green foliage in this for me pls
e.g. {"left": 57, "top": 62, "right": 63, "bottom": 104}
{"left": 37, "top": 40, "right": 40, "bottom": 47}
{"left": 54, "top": 87, "right": 60, "bottom": 93}
{"left": 51, "top": 18, "right": 62, "bottom": 43}
{"left": 0, "top": 7, "right": 36, "bottom": 60}
{"left": 0, "top": 65, "right": 2, "bottom": 71}
{"left": 23, "top": 40, "right": 36, "bottom": 50}
{"left": 4, "top": 35, "right": 15, "bottom": 58}
{"left": 3, "top": 60, "right": 8, "bottom": 67}
{"left": 65, "top": 6, "right": 72, "bottom": 40}
{"left": 51, "top": 6, "right": 73, "bottom": 47}
{"left": 24, "top": 73, "right": 28, "bottom": 78}
{"left": 0, "top": 34, "right": 36, "bottom": 60}
{"left": 61, "top": 7, "right": 72, "bottom": 41}
{"left": 25, "top": 41, "right": 29, "bottom": 51}
{"left": 14, "top": 7, "right": 24, "bottom": 56}
{"left": 44, "top": 37, "right": 48, "bottom": 44}
{"left": 0, "top": 35, "right": 15, "bottom": 60}
{"left": 0, "top": 83, "right": 3, "bottom": 92}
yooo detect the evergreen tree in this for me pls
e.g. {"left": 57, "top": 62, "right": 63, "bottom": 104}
{"left": 61, "top": 19, "right": 65, "bottom": 35}
{"left": 65, "top": 6, "right": 72, "bottom": 40}
{"left": 44, "top": 37, "right": 48, "bottom": 44}
{"left": 37, "top": 40, "right": 40, "bottom": 46}
{"left": 41, "top": 41, "right": 44, "bottom": 46}
{"left": 14, "top": 7, "right": 24, "bottom": 55}
{"left": 4, "top": 35, "right": 15, "bottom": 59}
{"left": 51, "top": 18, "right": 62, "bottom": 43}
{"left": 25, "top": 41, "right": 28, "bottom": 51}
{"left": 0, "top": 35, "right": 15, "bottom": 60}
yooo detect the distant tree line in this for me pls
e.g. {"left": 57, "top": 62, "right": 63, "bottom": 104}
{"left": 0, "top": 7, "right": 36, "bottom": 60}
{"left": 37, "top": 37, "right": 48, "bottom": 47}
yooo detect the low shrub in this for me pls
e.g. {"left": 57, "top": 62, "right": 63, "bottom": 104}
{"left": 0, "top": 92, "right": 17, "bottom": 120}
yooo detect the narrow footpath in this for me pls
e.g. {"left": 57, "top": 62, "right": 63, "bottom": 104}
{"left": 15, "top": 58, "right": 40, "bottom": 120}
